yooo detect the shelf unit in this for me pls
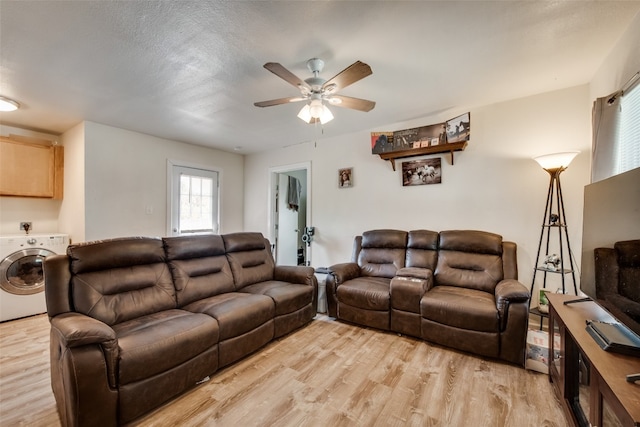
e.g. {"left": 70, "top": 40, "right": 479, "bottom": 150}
{"left": 530, "top": 166, "right": 578, "bottom": 328}
{"left": 531, "top": 222, "right": 578, "bottom": 294}
{"left": 378, "top": 141, "right": 467, "bottom": 170}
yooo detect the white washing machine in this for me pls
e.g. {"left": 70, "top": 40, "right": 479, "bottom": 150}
{"left": 0, "top": 234, "right": 69, "bottom": 322}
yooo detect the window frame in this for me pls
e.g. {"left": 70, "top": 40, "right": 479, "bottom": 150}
{"left": 166, "top": 160, "right": 221, "bottom": 236}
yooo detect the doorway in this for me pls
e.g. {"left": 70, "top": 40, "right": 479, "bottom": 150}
{"left": 269, "top": 162, "right": 311, "bottom": 266}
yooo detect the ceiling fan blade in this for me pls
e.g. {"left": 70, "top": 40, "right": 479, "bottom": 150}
{"left": 323, "top": 61, "right": 372, "bottom": 92}
{"left": 263, "top": 62, "right": 310, "bottom": 90}
{"left": 254, "top": 96, "right": 306, "bottom": 108}
{"left": 327, "top": 95, "right": 376, "bottom": 112}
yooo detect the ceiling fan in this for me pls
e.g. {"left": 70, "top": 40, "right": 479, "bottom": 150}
{"left": 254, "top": 58, "right": 375, "bottom": 124}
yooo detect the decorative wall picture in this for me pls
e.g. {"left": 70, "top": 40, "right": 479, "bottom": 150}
{"left": 338, "top": 167, "right": 353, "bottom": 188}
{"left": 370, "top": 132, "right": 394, "bottom": 154}
{"left": 394, "top": 122, "right": 446, "bottom": 151}
{"left": 446, "top": 112, "right": 470, "bottom": 143}
{"left": 402, "top": 158, "right": 442, "bottom": 186}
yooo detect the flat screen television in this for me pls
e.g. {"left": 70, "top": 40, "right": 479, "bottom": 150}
{"left": 580, "top": 166, "right": 640, "bottom": 336}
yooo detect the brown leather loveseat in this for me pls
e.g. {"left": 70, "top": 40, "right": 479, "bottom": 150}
{"left": 44, "top": 232, "right": 316, "bottom": 426}
{"left": 326, "top": 229, "right": 530, "bottom": 365}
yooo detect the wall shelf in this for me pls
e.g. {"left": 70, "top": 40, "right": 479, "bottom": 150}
{"left": 378, "top": 141, "right": 468, "bottom": 170}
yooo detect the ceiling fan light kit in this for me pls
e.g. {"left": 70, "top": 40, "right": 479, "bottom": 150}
{"left": 297, "top": 99, "right": 334, "bottom": 124}
{"left": 0, "top": 96, "right": 20, "bottom": 112}
{"left": 255, "top": 58, "right": 375, "bottom": 125}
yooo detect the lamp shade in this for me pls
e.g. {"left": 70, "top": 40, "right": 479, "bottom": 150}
{"left": 533, "top": 152, "right": 579, "bottom": 170}
{"left": 297, "top": 100, "right": 334, "bottom": 124}
{"left": 318, "top": 104, "right": 334, "bottom": 124}
{"left": 297, "top": 104, "right": 312, "bottom": 122}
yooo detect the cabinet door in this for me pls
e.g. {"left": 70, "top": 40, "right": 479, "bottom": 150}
{"left": 0, "top": 138, "right": 63, "bottom": 198}
{"left": 549, "top": 307, "right": 564, "bottom": 394}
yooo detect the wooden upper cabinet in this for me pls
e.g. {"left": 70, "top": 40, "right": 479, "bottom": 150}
{"left": 0, "top": 136, "right": 64, "bottom": 199}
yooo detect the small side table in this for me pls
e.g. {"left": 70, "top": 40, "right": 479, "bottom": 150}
{"left": 314, "top": 268, "right": 329, "bottom": 314}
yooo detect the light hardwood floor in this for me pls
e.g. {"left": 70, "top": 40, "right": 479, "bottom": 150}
{"left": 0, "top": 314, "right": 569, "bottom": 427}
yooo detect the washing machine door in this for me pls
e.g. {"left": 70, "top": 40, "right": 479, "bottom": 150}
{"left": 0, "top": 248, "right": 54, "bottom": 295}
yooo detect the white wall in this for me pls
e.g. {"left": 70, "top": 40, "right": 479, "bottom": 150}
{"left": 590, "top": 11, "right": 640, "bottom": 100}
{"left": 0, "top": 125, "right": 62, "bottom": 235}
{"left": 83, "top": 121, "right": 244, "bottom": 241}
{"left": 245, "top": 85, "right": 592, "bottom": 300}
{"left": 59, "top": 122, "right": 86, "bottom": 243}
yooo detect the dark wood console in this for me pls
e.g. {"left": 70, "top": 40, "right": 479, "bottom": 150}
{"left": 547, "top": 293, "right": 640, "bottom": 427}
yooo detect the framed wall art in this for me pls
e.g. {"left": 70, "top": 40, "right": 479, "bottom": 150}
{"left": 338, "top": 167, "right": 353, "bottom": 188}
{"left": 402, "top": 158, "right": 442, "bottom": 186}
{"left": 445, "top": 112, "right": 470, "bottom": 143}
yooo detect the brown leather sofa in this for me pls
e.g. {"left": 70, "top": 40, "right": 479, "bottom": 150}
{"left": 326, "top": 229, "right": 530, "bottom": 365}
{"left": 595, "top": 239, "right": 640, "bottom": 335}
{"left": 44, "top": 232, "right": 316, "bottom": 427}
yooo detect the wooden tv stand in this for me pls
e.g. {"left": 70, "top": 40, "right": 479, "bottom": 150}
{"left": 547, "top": 293, "right": 640, "bottom": 426}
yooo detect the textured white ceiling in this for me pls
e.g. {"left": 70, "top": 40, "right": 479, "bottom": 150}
{"left": 1, "top": 1, "right": 639, "bottom": 153}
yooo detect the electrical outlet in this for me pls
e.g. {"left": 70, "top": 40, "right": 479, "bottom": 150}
{"left": 20, "top": 222, "right": 32, "bottom": 231}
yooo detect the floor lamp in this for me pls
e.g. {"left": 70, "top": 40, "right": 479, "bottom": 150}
{"left": 530, "top": 152, "right": 579, "bottom": 311}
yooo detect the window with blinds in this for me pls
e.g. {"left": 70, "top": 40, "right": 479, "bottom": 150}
{"left": 617, "top": 82, "right": 640, "bottom": 174}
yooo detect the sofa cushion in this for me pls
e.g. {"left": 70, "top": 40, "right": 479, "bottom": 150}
{"left": 435, "top": 230, "right": 504, "bottom": 293}
{"left": 223, "top": 233, "right": 275, "bottom": 288}
{"left": 183, "top": 292, "right": 275, "bottom": 341}
{"left": 163, "top": 235, "right": 235, "bottom": 306}
{"left": 68, "top": 237, "right": 176, "bottom": 325}
{"left": 240, "top": 280, "right": 313, "bottom": 315}
{"left": 420, "top": 286, "right": 499, "bottom": 332}
{"left": 406, "top": 229, "right": 439, "bottom": 270}
{"left": 337, "top": 276, "right": 391, "bottom": 311}
{"left": 112, "top": 309, "right": 218, "bottom": 385}
{"left": 438, "top": 230, "right": 503, "bottom": 255}
{"left": 615, "top": 240, "right": 640, "bottom": 302}
{"left": 358, "top": 230, "right": 408, "bottom": 278}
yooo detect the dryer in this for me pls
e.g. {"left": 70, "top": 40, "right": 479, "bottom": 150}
{"left": 0, "top": 234, "right": 69, "bottom": 322}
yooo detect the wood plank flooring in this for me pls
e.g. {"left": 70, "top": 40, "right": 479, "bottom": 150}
{"left": 0, "top": 314, "right": 569, "bottom": 427}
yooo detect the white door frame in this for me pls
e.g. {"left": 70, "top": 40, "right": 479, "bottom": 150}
{"left": 268, "top": 162, "right": 312, "bottom": 263}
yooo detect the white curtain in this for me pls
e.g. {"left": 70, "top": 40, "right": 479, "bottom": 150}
{"left": 591, "top": 91, "right": 621, "bottom": 183}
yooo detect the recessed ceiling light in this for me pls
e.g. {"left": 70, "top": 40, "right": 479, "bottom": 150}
{"left": 0, "top": 96, "right": 20, "bottom": 112}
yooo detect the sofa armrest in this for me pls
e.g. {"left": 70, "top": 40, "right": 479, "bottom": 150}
{"left": 494, "top": 279, "right": 530, "bottom": 365}
{"left": 329, "top": 262, "right": 361, "bottom": 283}
{"left": 51, "top": 312, "right": 119, "bottom": 388}
{"left": 395, "top": 267, "right": 433, "bottom": 283}
{"left": 274, "top": 265, "right": 315, "bottom": 286}
{"left": 391, "top": 271, "right": 433, "bottom": 314}
{"left": 495, "top": 279, "right": 530, "bottom": 331}
{"left": 495, "top": 279, "right": 530, "bottom": 310}
{"left": 324, "top": 263, "right": 360, "bottom": 317}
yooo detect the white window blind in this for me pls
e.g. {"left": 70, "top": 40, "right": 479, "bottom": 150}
{"left": 617, "top": 82, "right": 640, "bottom": 174}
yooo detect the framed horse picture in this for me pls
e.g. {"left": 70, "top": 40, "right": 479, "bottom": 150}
{"left": 402, "top": 158, "right": 442, "bottom": 186}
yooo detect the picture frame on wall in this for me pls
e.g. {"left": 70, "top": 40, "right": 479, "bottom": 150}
{"left": 446, "top": 112, "right": 470, "bottom": 143}
{"left": 402, "top": 158, "right": 442, "bottom": 186}
{"left": 338, "top": 167, "right": 353, "bottom": 188}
